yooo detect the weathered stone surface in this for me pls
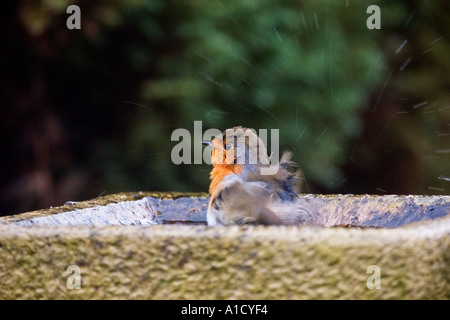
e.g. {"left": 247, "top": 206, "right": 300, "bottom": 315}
{"left": 0, "top": 193, "right": 449, "bottom": 299}
{"left": 0, "top": 192, "right": 209, "bottom": 225}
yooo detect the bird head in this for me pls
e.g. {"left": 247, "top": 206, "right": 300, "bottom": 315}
{"left": 202, "top": 126, "right": 270, "bottom": 169}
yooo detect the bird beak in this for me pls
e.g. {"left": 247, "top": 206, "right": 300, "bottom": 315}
{"left": 202, "top": 141, "right": 213, "bottom": 147}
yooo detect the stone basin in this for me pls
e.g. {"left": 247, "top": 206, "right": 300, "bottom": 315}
{"left": 0, "top": 192, "right": 449, "bottom": 299}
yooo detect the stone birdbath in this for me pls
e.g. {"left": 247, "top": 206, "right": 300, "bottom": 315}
{"left": 0, "top": 192, "right": 449, "bottom": 299}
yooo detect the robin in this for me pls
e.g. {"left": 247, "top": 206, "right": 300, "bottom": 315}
{"left": 202, "top": 126, "right": 314, "bottom": 226}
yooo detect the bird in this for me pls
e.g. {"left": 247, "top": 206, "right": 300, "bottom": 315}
{"left": 202, "top": 126, "right": 315, "bottom": 226}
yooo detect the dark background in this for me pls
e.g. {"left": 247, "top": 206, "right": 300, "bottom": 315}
{"left": 1, "top": 0, "right": 449, "bottom": 216}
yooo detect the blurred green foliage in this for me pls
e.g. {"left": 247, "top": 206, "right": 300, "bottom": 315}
{"left": 2, "top": 0, "right": 449, "bottom": 214}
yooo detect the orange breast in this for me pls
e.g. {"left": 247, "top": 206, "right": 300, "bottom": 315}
{"left": 209, "top": 164, "right": 243, "bottom": 196}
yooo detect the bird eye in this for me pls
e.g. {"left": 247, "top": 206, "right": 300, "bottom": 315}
{"left": 224, "top": 143, "right": 232, "bottom": 150}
